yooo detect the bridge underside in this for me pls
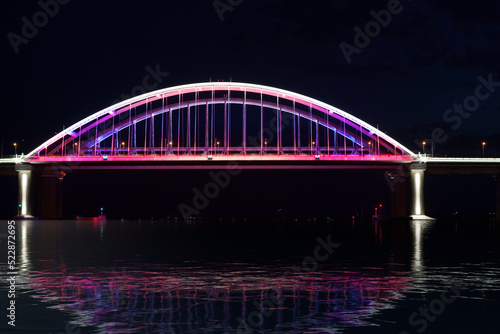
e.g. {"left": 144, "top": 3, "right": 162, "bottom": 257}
{"left": 14, "top": 158, "right": 420, "bottom": 220}
{"left": 10, "top": 158, "right": 500, "bottom": 221}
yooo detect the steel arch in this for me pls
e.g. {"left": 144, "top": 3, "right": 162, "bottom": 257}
{"left": 27, "top": 82, "right": 416, "bottom": 158}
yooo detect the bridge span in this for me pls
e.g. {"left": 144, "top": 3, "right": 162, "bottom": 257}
{"left": 1, "top": 82, "right": 499, "bottom": 220}
{"left": 2, "top": 155, "right": 499, "bottom": 221}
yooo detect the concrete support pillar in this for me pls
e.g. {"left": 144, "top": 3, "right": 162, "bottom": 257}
{"left": 15, "top": 165, "right": 34, "bottom": 218}
{"left": 389, "top": 169, "right": 408, "bottom": 218}
{"left": 15, "top": 165, "right": 65, "bottom": 219}
{"left": 410, "top": 163, "right": 434, "bottom": 220}
{"left": 40, "top": 171, "right": 65, "bottom": 219}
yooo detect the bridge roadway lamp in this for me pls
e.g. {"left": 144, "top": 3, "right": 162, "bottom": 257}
{"left": 422, "top": 141, "right": 426, "bottom": 154}
{"left": 13, "top": 143, "right": 17, "bottom": 157}
{"left": 482, "top": 142, "right": 486, "bottom": 156}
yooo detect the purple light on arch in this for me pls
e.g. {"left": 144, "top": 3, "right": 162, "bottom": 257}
{"left": 26, "top": 82, "right": 416, "bottom": 159}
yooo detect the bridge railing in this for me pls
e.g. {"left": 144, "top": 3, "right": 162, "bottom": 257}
{"left": 39, "top": 146, "right": 382, "bottom": 157}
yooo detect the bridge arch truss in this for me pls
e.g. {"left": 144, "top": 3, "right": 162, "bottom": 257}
{"left": 27, "top": 82, "right": 416, "bottom": 159}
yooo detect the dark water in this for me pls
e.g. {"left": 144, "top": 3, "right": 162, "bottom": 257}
{"left": 1, "top": 219, "right": 500, "bottom": 334}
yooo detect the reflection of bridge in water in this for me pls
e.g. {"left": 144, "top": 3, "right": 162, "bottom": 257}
{"left": 16, "top": 219, "right": 419, "bottom": 333}
{"left": 28, "top": 258, "right": 411, "bottom": 333}
{"left": 1, "top": 82, "right": 499, "bottom": 220}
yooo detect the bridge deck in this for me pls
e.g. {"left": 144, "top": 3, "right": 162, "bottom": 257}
{"left": 1, "top": 156, "right": 499, "bottom": 174}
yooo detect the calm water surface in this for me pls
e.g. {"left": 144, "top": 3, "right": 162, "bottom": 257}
{"left": 1, "top": 219, "right": 499, "bottom": 333}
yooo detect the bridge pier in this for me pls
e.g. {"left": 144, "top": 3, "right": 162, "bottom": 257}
{"left": 40, "top": 171, "right": 64, "bottom": 219}
{"left": 15, "top": 165, "right": 64, "bottom": 219}
{"left": 409, "top": 163, "right": 434, "bottom": 220}
{"left": 388, "top": 164, "right": 434, "bottom": 220}
{"left": 15, "top": 165, "right": 35, "bottom": 218}
{"left": 389, "top": 168, "right": 408, "bottom": 218}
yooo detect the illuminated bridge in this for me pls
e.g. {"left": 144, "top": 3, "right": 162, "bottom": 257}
{"left": 1, "top": 82, "right": 499, "bottom": 219}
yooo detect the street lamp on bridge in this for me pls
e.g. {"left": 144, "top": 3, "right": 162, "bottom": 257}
{"left": 13, "top": 142, "right": 17, "bottom": 157}
{"left": 422, "top": 141, "right": 426, "bottom": 155}
{"left": 482, "top": 142, "right": 486, "bottom": 156}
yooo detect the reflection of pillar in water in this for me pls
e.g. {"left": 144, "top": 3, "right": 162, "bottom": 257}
{"left": 411, "top": 220, "right": 433, "bottom": 272}
{"left": 495, "top": 175, "right": 500, "bottom": 221}
{"left": 413, "top": 220, "right": 423, "bottom": 272}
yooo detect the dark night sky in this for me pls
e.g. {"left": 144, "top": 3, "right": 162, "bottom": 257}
{"left": 1, "top": 0, "right": 499, "bottom": 219}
